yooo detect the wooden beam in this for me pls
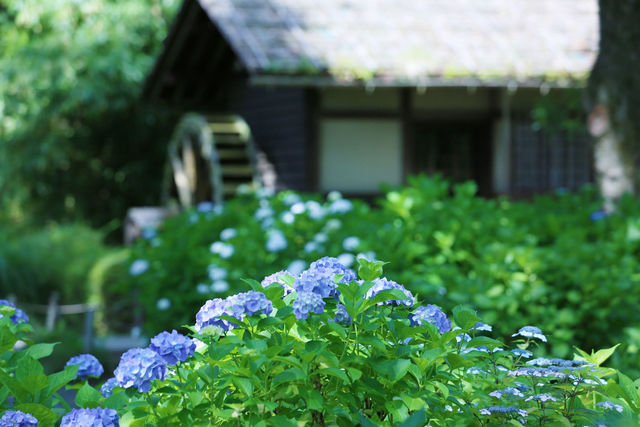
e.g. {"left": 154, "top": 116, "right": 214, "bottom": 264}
{"left": 400, "top": 88, "right": 413, "bottom": 182}
{"left": 147, "top": 0, "right": 201, "bottom": 100}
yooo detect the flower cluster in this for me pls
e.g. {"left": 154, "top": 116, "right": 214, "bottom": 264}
{"left": 260, "top": 270, "right": 295, "bottom": 295}
{"left": 60, "top": 408, "right": 119, "bottom": 427}
{"left": 0, "top": 300, "right": 29, "bottom": 325}
{"left": 334, "top": 304, "right": 351, "bottom": 325}
{"left": 149, "top": 330, "right": 196, "bottom": 365}
{"left": 195, "top": 291, "right": 272, "bottom": 332}
{"left": 366, "top": 278, "right": 415, "bottom": 307}
{"left": 100, "top": 377, "right": 119, "bottom": 398}
{"left": 114, "top": 348, "right": 167, "bottom": 393}
{"left": 409, "top": 304, "right": 451, "bottom": 333}
{"left": 65, "top": 353, "right": 104, "bottom": 379}
{"left": 293, "top": 256, "right": 356, "bottom": 298}
{"left": 292, "top": 292, "right": 325, "bottom": 320}
{"left": 0, "top": 410, "right": 38, "bottom": 427}
{"left": 512, "top": 326, "right": 547, "bottom": 342}
{"left": 129, "top": 259, "right": 149, "bottom": 276}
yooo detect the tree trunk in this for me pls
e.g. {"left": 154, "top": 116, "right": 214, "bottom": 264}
{"left": 587, "top": 0, "right": 640, "bottom": 212}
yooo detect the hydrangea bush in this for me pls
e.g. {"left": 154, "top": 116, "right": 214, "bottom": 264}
{"left": 2, "top": 262, "right": 640, "bottom": 425}
{"left": 113, "top": 176, "right": 640, "bottom": 376}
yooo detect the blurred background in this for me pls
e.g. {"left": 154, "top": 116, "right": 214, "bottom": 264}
{"left": 2, "top": 0, "right": 639, "bottom": 376}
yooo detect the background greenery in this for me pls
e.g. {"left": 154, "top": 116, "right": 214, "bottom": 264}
{"left": 0, "top": 0, "right": 179, "bottom": 227}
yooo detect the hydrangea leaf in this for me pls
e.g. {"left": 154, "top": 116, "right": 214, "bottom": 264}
{"left": 24, "top": 343, "right": 58, "bottom": 360}
{"left": 0, "top": 325, "right": 18, "bottom": 353}
{"left": 271, "top": 368, "right": 306, "bottom": 386}
{"left": 232, "top": 377, "right": 254, "bottom": 397}
{"left": 452, "top": 306, "right": 480, "bottom": 330}
{"left": 396, "top": 409, "right": 427, "bottom": 427}
{"left": 367, "top": 289, "right": 411, "bottom": 307}
{"left": 357, "top": 258, "right": 386, "bottom": 282}
{"left": 75, "top": 383, "right": 103, "bottom": 408}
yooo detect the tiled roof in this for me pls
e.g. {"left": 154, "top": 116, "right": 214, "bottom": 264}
{"left": 197, "top": 0, "right": 598, "bottom": 87}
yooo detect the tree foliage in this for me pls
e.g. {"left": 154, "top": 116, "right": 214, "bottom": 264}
{"left": 0, "top": 0, "right": 179, "bottom": 225}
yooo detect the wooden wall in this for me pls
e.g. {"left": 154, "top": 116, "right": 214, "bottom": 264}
{"left": 233, "top": 87, "right": 309, "bottom": 191}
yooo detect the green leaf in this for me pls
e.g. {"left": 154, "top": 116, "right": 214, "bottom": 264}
{"left": 592, "top": 344, "right": 620, "bottom": 366}
{"left": 445, "top": 353, "right": 469, "bottom": 370}
{"left": 76, "top": 383, "right": 103, "bottom": 408}
{"left": 396, "top": 409, "right": 427, "bottom": 427}
{"left": 367, "top": 289, "right": 411, "bottom": 306}
{"left": 24, "top": 343, "right": 58, "bottom": 360}
{"left": 268, "top": 416, "right": 297, "bottom": 427}
{"left": 233, "top": 377, "right": 254, "bottom": 397}
{"left": 0, "top": 325, "right": 18, "bottom": 353}
{"left": 357, "top": 257, "right": 387, "bottom": 282}
{"left": 303, "top": 389, "right": 324, "bottom": 411}
{"left": 318, "top": 368, "right": 351, "bottom": 384}
{"left": 0, "top": 367, "right": 28, "bottom": 403}
{"left": 371, "top": 359, "right": 411, "bottom": 383}
{"left": 271, "top": 368, "right": 306, "bottom": 386}
{"left": 240, "top": 278, "right": 263, "bottom": 291}
{"left": 466, "top": 337, "right": 504, "bottom": 350}
{"left": 358, "top": 413, "right": 381, "bottom": 427}
{"left": 452, "top": 305, "right": 480, "bottom": 330}
{"left": 45, "top": 364, "right": 79, "bottom": 396}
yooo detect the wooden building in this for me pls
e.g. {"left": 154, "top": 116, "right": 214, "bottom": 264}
{"left": 144, "top": 0, "right": 599, "bottom": 197}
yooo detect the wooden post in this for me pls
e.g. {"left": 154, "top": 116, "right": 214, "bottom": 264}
{"left": 83, "top": 306, "right": 95, "bottom": 352}
{"left": 45, "top": 292, "right": 59, "bottom": 332}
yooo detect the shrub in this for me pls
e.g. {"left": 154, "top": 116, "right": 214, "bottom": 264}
{"left": 0, "top": 223, "right": 114, "bottom": 304}
{"left": 3, "top": 258, "right": 640, "bottom": 425}
{"left": 117, "top": 177, "right": 640, "bottom": 375}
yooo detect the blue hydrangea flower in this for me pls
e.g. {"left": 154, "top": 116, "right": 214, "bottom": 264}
{"left": 293, "top": 292, "right": 325, "bottom": 320}
{"left": 65, "top": 354, "right": 104, "bottom": 379}
{"left": 129, "top": 259, "right": 149, "bottom": 276}
{"left": 512, "top": 326, "right": 547, "bottom": 342}
{"left": 305, "top": 200, "right": 326, "bottom": 220}
{"left": 511, "top": 348, "right": 533, "bottom": 358}
{"left": 293, "top": 257, "right": 357, "bottom": 298}
{"left": 266, "top": 229, "right": 288, "bottom": 252}
{"left": 590, "top": 210, "right": 607, "bottom": 221}
{"left": 342, "top": 236, "right": 360, "bottom": 251}
{"left": 229, "top": 291, "right": 273, "bottom": 317}
{"left": 0, "top": 300, "right": 29, "bottom": 325}
{"left": 254, "top": 205, "right": 274, "bottom": 221}
{"left": 210, "top": 241, "right": 234, "bottom": 259}
{"left": 196, "top": 201, "right": 215, "bottom": 212}
{"left": 60, "top": 407, "right": 119, "bottom": 427}
{"left": 489, "top": 387, "right": 525, "bottom": 399}
{"left": 525, "top": 394, "right": 558, "bottom": 403}
{"left": 365, "top": 278, "right": 414, "bottom": 307}
{"left": 337, "top": 253, "right": 355, "bottom": 267}
{"left": 334, "top": 304, "right": 351, "bottom": 325}
{"left": 472, "top": 322, "right": 492, "bottom": 332}
{"left": 409, "top": 304, "right": 451, "bottom": 333}
{"left": 114, "top": 348, "right": 167, "bottom": 393}
{"left": 207, "top": 265, "right": 228, "bottom": 281}
{"left": 261, "top": 271, "right": 295, "bottom": 295}
{"left": 219, "top": 228, "right": 237, "bottom": 241}
{"left": 100, "top": 377, "right": 118, "bottom": 398}
{"left": 479, "top": 406, "right": 527, "bottom": 418}
{"left": 195, "top": 298, "right": 236, "bottom": 332}
{"left": 597, "top": 401, "right": 624, "bottom": 413}
{"left": 149, "top": 330, "right": 196, "bottom": 365}
{"left": 287, "top": 260, "right": 307, "bottom": 276}
{"left": 0, "top": 410, "right": 38, "bottom": 427}
{"left": 329, "top": 198, "right": 353, "bottom": 214}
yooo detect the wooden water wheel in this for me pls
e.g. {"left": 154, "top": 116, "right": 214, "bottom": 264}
{"left": 162, "top": 113, "right": 260, "bottom": 208}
